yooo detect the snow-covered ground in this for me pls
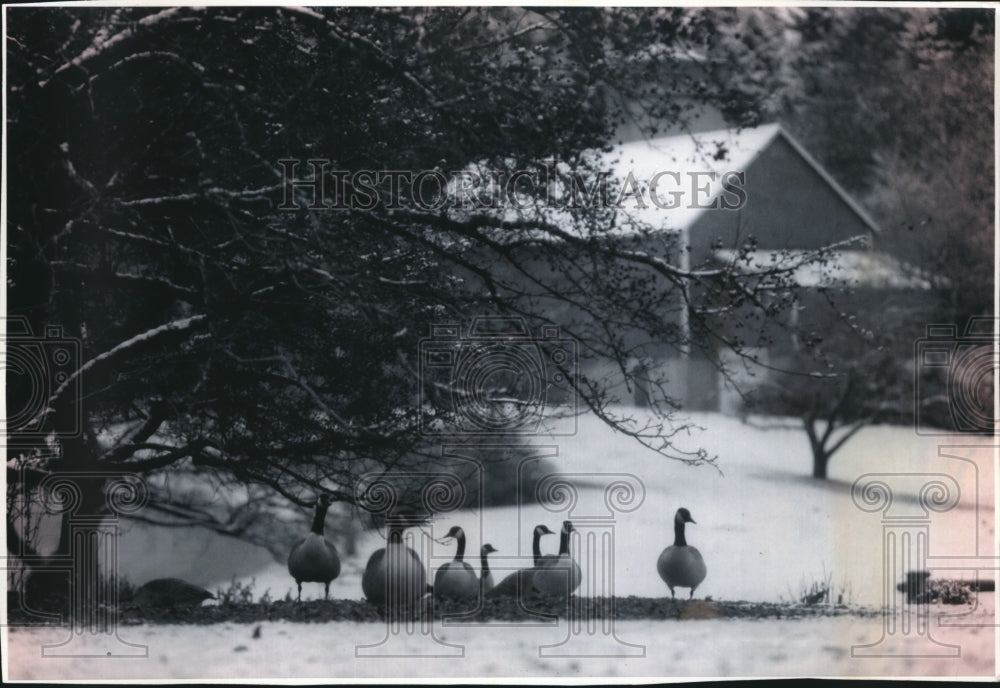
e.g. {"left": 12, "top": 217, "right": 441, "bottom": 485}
{"left": 5, "top": 603, "right": 996, "bottom": 680}
{"left": 6, "top": 410, "right": 997, "bottom": 679}
{"left": 198, "top": 411, "right": 994, "bottom": 608}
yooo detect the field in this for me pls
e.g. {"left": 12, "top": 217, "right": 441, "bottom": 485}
{"left": 5, "top": 410, "right": 996, "bottom": 680}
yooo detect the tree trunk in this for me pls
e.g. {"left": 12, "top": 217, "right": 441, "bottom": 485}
{"left": 803, "top": 416, "right": 829, "bottom": 480}
{"left": 811, "top": 450, "right": 829, "bottom": 480}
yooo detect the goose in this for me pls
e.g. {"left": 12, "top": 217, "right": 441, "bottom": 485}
{"left": 486, "top": 524, "right": 554, "bottom": 598}
{"left": 362, "top": 521, "right": 427, "bottom": 610}
{"left": 287, "top": 493, "right": 342, "bottom": 601}
{"left": 657, "top": 507, "right": 707, "bottom": 599}
{"left": 532, "top": 520, "right": 582, "bottom": 599}
{"left": 131, "top": 578, "right": 215, "bottom": 608}
{"left": 433, "top": 526, "right": 479, "bottom": 601}
{"left": 479, "top": 544, "right": 498, "bottom": 595}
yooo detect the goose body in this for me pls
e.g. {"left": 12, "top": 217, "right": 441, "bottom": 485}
{"left": 486, "top": 524, "right": 554, "bottom": 599}
{"left": 532, "top": 521, "right": 582, "bottom": 599}
{"left": 479, "top": 544, "right": 497, "bottom": 595}
{"left": 657, "top": 507, "right": 707, "bottom": 599}
{"left": 132, "top": 578, "right": 214, "bottom": 608}
{"left": 287, "top": 494, "right": 342, "bottom": 600}
{"left": 362, "top": 524, "right": 427, "bottom": 610}
{"left": 434, "top": 526, "right": 478, "bottom": 601}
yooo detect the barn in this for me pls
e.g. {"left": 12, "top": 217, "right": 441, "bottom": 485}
{"left": 578, "top": 122, "right": 936, "bottom": 413}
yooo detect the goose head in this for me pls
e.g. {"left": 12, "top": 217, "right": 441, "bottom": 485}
{"left": 561, "top": 520, "right": 575, "bottom": 534}
{"left": 534, "top": 524, "right": 555, "bottom": 537}
{"left": 444, "top": 525, "right": 465, "bottom": 540}
{"left": 481, "top": 543, "right": 498, "bottom": 556}
{"left": 676, "top": 508, "right": 696, "bottom": 525}
{"left": 316, "top": 493, "right": 333, "bottom": 509}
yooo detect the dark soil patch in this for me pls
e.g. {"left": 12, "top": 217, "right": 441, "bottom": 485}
{"left": 8, "top": 597, "right": 883, "bottom": 627}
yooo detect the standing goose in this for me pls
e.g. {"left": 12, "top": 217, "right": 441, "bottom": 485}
{"left": 532, "top": 520, "right": 582, "bottom": 599}
{"left": 479, "top": 544, "right": 498, "bottom": 595}
{"left": 486, "top": 524, "right": 555, "bottom": 598}
{"left": 287, "top": 493, "right": 342, "bottom": 601}
{"left": 657, "top": 507, "right": 707, "bottom": 599}
{"left": 433, "top": 526, "right": 479, "bottom": 602}
{"left": 362, "top": 521, "right": 427, "bottom": 610}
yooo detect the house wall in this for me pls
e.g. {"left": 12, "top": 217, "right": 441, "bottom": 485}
{"left": 686, "top": 135, "right": 874, "bottom": 264}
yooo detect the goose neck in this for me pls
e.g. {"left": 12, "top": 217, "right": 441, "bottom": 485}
{"left": 454, "top": 531, "right": 466, "bottom": 561}
{"left": 311, "top": 503, "right": 329, "bottom": 535}
{"left": 532, "top": 530, "right": 544, "bottom": 564}
{"left": 559, "top": 529, "right": 571, "bottom": 555}
{"left": 673, "top": 518, "right": 687, "bottom": 547}
{"left": 480, "top": 549, "right": 490, "bottom": 576}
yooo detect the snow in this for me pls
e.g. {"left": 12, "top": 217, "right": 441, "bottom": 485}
{"left": 599, "top": 124, "right": 783, "bottom": 234}
{"left": 222, "top": 412, "right": 995, "bottom": 608}
{"left": 5, "top": 410, "right": 996, "bottom": 679}
{"left": 5, "top": 609, "right": 995, "bottom": 680}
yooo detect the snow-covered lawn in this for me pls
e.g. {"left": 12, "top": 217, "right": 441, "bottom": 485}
{"left": 5, "top": 410, "right": 996, "bottom": 680}
{"left": 5, "top": 602, "right": 995, "bottom": 679}
{"left": 200, "top": 411, "right": 994, "bottom": 608}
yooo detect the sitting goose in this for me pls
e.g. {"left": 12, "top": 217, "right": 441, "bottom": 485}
{"left": 287, "top": 493, "right": 342, "bottom": 601}
{"left": 657, "top": 507, "right": 707, "bottom": 599}
{"left": 433, "top": 526, "right": 479, "bottom": 602}
{"left": 479, "top": 544, "right": 498, "bottom": 595}
{"left": 132, "top": 578, "right": 215, "bottom": 608}
{"left": 486, "top": 524, "right": 554, "bottom": 598}
{"left": 532, "top": 520, "right": 582, "bottom": 599}
{"left": 362, "top": 521, "right": 427, "bottom": 610}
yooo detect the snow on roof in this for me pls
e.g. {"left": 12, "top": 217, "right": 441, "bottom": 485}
{"left": 446, "top": 123, "right": 881, "bottom": 243}
{"left": 598, "top": 123, "right": 784, "bottom": 235}
{"left": 600, "top": 123, "right": 881, "bottom": 236}
{"left": 713, "top": 249, "right": 943, "bottom": 290}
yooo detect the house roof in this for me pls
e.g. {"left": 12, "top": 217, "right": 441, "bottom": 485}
{"left": 601, "top": 123, "right": 882, "bottom": 236}
{"left": 446, "top": 123, "right": 881, "bottom": 248}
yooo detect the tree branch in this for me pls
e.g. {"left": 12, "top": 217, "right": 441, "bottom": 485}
{"left": 28, "top": 315, "right": 209, "bottom": 433}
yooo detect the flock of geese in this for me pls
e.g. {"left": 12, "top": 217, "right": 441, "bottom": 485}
{"left": 287, "top": 496, "right": 707, "bottom": 608}
{"left": 132, "top": 500, "right": 705, "bottom": 608}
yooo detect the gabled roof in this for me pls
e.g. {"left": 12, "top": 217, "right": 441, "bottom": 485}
{"left": 603, "top": 123, "right": 881, "bottom": 236}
